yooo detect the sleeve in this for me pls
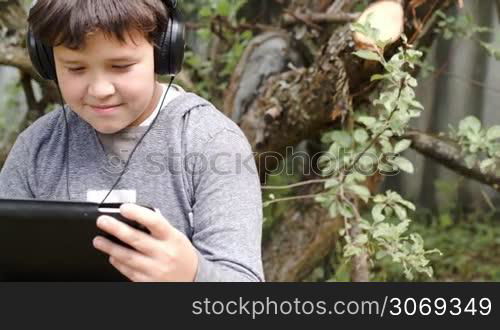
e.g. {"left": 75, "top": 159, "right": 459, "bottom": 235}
{"left": 0, "top": 134, "right": 36, "bottom": 199}
{"left": 188, "top": 128, "right": 264, "bottom": 282}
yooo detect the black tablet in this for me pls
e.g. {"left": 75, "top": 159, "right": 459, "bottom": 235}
{"left": 0, "top": 199, "right": 150, "bottom": 282}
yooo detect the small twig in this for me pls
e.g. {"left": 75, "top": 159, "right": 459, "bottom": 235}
{"left": 185, "top": 21, "right": 203, "bottom": 30}
{"left": 409, "top": 0, "right": 440, "bottom": 44}
{"left": 283, "top": 9, "right": 323, "bottom": 31}
{"left": 327, "top": 0, "right": 350, "bottom": 14}
{"left": 214, "top": 15, "right": 282, "bottom": 33}
{"left": 283, "top": 11, "right": 360, "bottom": 26}
{"left": 342, "top": 194, "right": 362, "bottom": 221}
{"left": 480, "top": 188, "right": 496, "bottom": 212}
{"left": 342, "top": 79, "right": 406, "bottom": 183}
{"left": 210, "top": 18, "right": 228, "bottom": 43}
{"left": 263, "top": 192, "right": 329, "bottom": 207}
{"left": 437, "top": 71, "right": 500, "bottom": 95}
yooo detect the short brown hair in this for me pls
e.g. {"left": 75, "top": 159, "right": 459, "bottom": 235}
{"left": 28, "top": 0, "right": 169, "bottom": 50}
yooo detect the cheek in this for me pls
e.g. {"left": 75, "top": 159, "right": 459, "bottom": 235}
{"left": 119, "top": 70, "right": 156, "bottom": 102}
{"left": 58, "top": 75, "right": 86, "bottom": 103}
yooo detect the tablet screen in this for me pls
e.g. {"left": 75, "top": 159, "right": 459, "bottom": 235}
{"left": 0, "top": 199, "right": 128, "bottom": 281}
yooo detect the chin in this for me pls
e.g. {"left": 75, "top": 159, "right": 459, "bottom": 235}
{"left": 93, "top": 124, "right": 126, "bottom": 135}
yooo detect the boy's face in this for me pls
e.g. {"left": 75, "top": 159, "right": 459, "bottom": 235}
{"left": 53, "top": 29, "right": 162, "bottom": 134}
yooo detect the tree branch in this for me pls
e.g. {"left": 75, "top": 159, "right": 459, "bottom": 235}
{"left": 283, "top": 11, "right": 360, "bottom": 26}
{"left": 327, "top": 0, "right": 357, "bottom": 14}
{"left": 403, "top": 129, "right": 500, "bottom": 192}
{"left": 0, "top": 0, "right": 60, "bottom": 116}
{"left": 0, "top": 0, "right": 27, "bottom": 31}
{"left": 0, "top": 32, "right": 32, "bottom": 73}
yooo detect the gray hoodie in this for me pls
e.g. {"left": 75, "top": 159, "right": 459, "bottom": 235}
{"left": 0, "top": 91, "right": 264, "bottom": 282}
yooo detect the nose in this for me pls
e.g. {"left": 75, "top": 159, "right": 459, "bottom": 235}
{"left": 87, "top": 75, "right": 116, "bottom": 99}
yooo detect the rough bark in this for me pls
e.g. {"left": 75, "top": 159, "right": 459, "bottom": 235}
{"left": 404, "top": 129, "right": 500, "bottom": 192}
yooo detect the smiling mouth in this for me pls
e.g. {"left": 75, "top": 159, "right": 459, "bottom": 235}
{"left": 90, "top": 104, "right": 121, "bottom": 108}
{"left": 89, "top": 103, "right": 122, "bottom": 110}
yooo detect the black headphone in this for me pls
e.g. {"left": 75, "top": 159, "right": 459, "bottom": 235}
{"left": 27, "top": 0, "right": 185, "bottom": 82}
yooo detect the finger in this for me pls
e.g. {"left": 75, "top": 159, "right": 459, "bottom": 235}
{"left": 93, "top": 235, "right": 155, "bottom": 275}
{"left": 96, "top": 215, "right": 160, "bottom": 256}
{"left": 119, "top": 203, "right": 173, "bottom": 240}
{"left": 109, "top": 257, "right": 150, "bottom": 282}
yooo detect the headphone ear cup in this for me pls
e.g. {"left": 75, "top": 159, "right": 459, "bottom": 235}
{"left": 27, "top": 28, "right": 58, "bottom": 82}
{"left": 154, "top": 17, "right": 172, "bottom": 75}
{"left": 154, "top": 9, "right": 185, "bottom": 76}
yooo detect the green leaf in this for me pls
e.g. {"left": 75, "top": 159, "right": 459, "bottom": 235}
{"left": 487, "top": 126, "right": 500, "bottom": 141}
{"left": 407, "top": 77, "right": 418, "bottom": 87}
{"left": 392, "top": 157, "right": 414, "bottom": 174}
{"left": 479, "top": 158, "right": 496, "bottom": 174}
{"left": 464, "top": 154, "right": 477, "bottom": 169}
{"left": 339, "top": 204, "right": 354, "bottom": 218}
{"left": 346, "top": 172, "right": 367, "bottom": 183}
{"left": 459, "top": 116, "right": 481, "bottom": 134}
{"left": 353, "top": 128, "right": 369, "bottom": 144}
{"left": 370, "top": 74, "right": 387, "bottom": 82}
{"left": 314, "top": 195, "right": 328, "bottom": 203}
{"left": 384, "top": 206, "right": 394, "bottom": 217}
{"left": 394, "top": 139, "right": 412, "bottom": 154}
{"left": 379, "top": 139, "right": 393, "bottom": 153}
{"left": 393, "top": 204, "right": 407, "bottom": 220}
{"left": 216, "top": 0, "right": 231, "bottom": 16}
{"left": 199, "top": 7, "right": 212, "bottom": 18}
{"left": 348, "top": 185, "right": 371, "bottom": 203}
{"left": 329, "top": 202, "right": 339, "bottom": 218}
{"left": 331, "top": 131, "right": 353, "bottom": 148}
{"left": 356, "top": 116, "right": 377, "bottom": 128}
{"left": 325, "top": 177, "right": 340, "bottom": 189}
{"left": 410, "top": 99, "right": 424, "bottom": 110}
{"left": 359, "top": 219, "right": 372, "bottom": 231}
{"left": 198, "top": 28, "right": 211, "bottom": 40}
{"left": 353, "top": 50, "right": 381, "bottom": 62}
{"left": 398, "top": 199, "right": 416, "bottom": 211}
{"left": 378, "top": 162, "right": 398, "bottom": 174}
{"left": 354, "top": 234, "right": 368, "bottom": 245}
{"left": 372, "top": 204, "right": 385, "bottom": 222}
{"left": 375, "top": 250, "right": 387, "bottom": 260}
{"left": 373, "top": 194, "right": 386, "bottom": 203}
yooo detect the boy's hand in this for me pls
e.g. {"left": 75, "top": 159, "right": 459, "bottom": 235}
{"left": 93, "top": 203, "right": 198, "bottom": 282}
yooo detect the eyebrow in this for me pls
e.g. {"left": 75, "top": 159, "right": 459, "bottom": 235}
{"left": 59, "top": 56, "right": 139, "bottom": 64}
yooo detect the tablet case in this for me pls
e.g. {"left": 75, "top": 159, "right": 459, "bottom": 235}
{"left": 0, "top": 199, "right": 151, "bottom": 281}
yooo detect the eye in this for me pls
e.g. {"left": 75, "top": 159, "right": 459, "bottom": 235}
{"left": 113, "top": 64, "right": 134, "bottom": 70}
{"left": 68, "top": 67, "right": 85, "bottom": 72}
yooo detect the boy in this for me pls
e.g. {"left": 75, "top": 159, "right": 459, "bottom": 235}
{"left": 0, "top": 0, "right": 264, "bottom": 282}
